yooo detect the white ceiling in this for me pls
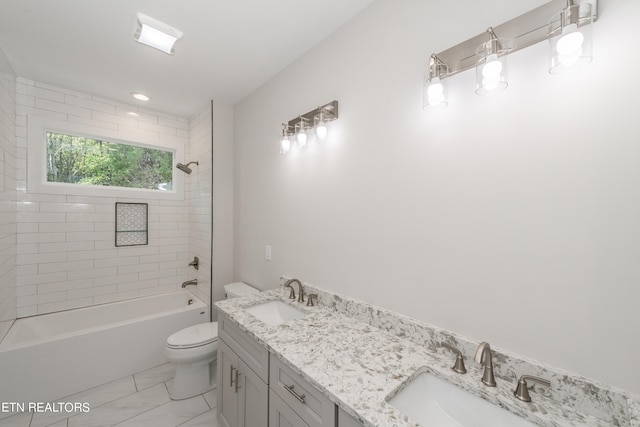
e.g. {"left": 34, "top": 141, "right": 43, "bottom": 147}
{"left": 0, "top": 0, "right": 375, "bottom": 118}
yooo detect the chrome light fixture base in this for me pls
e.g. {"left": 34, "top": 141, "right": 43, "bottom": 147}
{"left": 280, "top": 101, "right": 339, "bottom": 154}
{"left": 431, "top": 0, "right": 597, "bottom": 79}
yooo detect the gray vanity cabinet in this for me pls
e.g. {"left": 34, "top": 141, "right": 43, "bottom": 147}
{"left": 217, "top": 316, "right": 269, "bottom": 427}
{"left": 269, "top": 390, "right": 308, "bottom": 427}
{"left": 269, "top": 355, "right": 336, "bottom": 427}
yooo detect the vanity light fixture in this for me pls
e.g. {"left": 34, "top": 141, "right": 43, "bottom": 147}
{"left": 280, "top": 123, "right": 292, "bottom": 154}
{"left": 133, "top": 13, "right": 183, "bottom": 55}
{"left": 280, "top": 101, "right": 339, "bottom": 155}
{"left": 548, "top": 0, "right": 594, "bottom": 73}
{"left": 295, "top": 117, "right": 309, "bottom": 148}
{"left": 475, "top": 28, "right": 509, "bottom": 96}
{"left": 424, "top": 0, "right": 598, "bottom": 110}
{"left": 423, "top": 54, "right": 448, "bottom": 110}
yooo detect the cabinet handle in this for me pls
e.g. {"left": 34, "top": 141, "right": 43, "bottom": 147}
{"left": 234, "top": 369, "right": 241, "bottom": 393}
{"left": 283, "top": 384, "right": 306, "bottom": 404}
{"left": 230, "top": 365, "right": 236, "bottom": 388}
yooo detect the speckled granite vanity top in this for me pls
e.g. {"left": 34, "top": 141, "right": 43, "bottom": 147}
{"left": 214, "top": 287, "right": 635, "bottom": 427}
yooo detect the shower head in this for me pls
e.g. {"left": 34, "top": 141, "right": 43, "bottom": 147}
{"left": 176, "top": 161, "right": 198, "bottom": 174}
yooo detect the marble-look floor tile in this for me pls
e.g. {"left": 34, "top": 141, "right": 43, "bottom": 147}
{"left": 42, "top": 420, "right": 68, "bottom": 427}
{"left": 67, "top": 383, "right": 170, "bottom": 427}
{"left": 178, "top": 409, "right": 218, "bottom": 427}
{"left": 133, "top": 363, "right": 176, "bottom": 391}
{"left": 0, "top": 412, "right": 31, "bottom": 427}
{"left": 202, "top": 388, "right": 216, "bottom": 409}
{"left": 30, "top": 377, "right": 137, "bottom": 427}
{"left": 114, "top": 395, "right": 209, "bottom": 427}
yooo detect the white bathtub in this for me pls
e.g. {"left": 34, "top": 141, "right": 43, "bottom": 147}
{"left": 0, "top": 290, "right": 209, "bottom": 404}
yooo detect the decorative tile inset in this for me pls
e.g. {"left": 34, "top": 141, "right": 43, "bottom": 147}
{"left": 115, "top": 202, "right": 148, "bottom": 247}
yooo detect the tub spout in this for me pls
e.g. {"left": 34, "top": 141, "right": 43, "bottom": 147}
{"left": 181, "top": 279, "right": 198, "bottom": 288}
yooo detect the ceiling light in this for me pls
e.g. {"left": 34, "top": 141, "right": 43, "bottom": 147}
{"left": 126, "top": 111, "right": 140, "bottom": 117}
{"left": 133, "top": 13, "right": 183, "bottom": 55}
{"left": 131, "top": 92, "right": 150, "bottom": 101}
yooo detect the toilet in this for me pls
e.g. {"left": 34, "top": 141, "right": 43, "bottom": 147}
{"left": 165, "top": 282, "right": 260, "bottom": 400}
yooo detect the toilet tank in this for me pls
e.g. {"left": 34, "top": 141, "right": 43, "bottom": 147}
{"left": 224, "top": 282, "right": 259, "bottom": 299}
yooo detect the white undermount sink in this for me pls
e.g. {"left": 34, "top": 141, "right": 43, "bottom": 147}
{"left": 387, "top": 372, "right": 536, "bottom": 427}
{"left": 244, "top": 300, "right": 306, "bottom": 326}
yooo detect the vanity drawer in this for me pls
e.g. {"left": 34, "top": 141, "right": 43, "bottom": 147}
{"left": 270, "top": 355, "right": 336, "bottom": 427}
{"left": 218, "top": 314, "right": 269, "bottom": 383}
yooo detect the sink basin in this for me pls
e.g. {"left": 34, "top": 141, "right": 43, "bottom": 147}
{"left": 387, "top": 372, "right": 536, "bottom": 427}
{"left": 244, "top": 300, "right": 306, "bottom": 326}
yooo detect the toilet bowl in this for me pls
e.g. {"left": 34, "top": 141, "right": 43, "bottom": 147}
{"left": 164, "top": 282, "right": 259, "bottom": 400}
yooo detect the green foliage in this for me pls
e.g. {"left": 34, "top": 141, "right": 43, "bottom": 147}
{"left": 46, "top": 132, "right": 173, "bottom": 190}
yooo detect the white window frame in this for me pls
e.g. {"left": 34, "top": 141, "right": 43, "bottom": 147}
{"left": 27, "top": 115, "right": 185, "bottom": 200}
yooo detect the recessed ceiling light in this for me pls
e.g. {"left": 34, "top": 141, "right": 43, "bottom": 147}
{"left": 133, "top": 13, "right": 183, "bottom": 55}
{"left": 131, "top": 92, "right": 150, "bottom": 101}
{"left": 126, "top": 111, "right": 140, "bottom": 117}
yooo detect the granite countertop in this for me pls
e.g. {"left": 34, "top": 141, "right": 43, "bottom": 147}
{"left": 214, "top": 288, "right": 610, "bottom": 427}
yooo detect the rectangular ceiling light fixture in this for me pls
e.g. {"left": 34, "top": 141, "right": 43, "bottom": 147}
{"left": 133, "top": 13, "right": 183, "bottom": 55}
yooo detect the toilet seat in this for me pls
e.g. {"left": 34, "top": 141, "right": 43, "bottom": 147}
{"left": 167, "top": 322, "right": 218, "bottom": 349}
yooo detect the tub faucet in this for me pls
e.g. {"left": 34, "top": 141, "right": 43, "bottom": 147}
{"left": 474, "top": 342, "right": 496, "bottom": 387}
{"left": 181, "top": 279, "right": 198, "bottom": 288}
{"left": 284, "top": 278, "right": 304, "bottom": 303}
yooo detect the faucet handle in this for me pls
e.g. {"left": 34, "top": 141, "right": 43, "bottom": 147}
{"left": 514, "top": 375, "right": 551, "bottom": 402}
{"left": 306, "top": 294, "right": 318, "bottom": 307}
{"left": 441, "top": 343, "right": 466, "bottom": 374}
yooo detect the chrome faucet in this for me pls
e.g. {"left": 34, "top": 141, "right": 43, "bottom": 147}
{"left": 284, "top": 278, "right": 304, "bottom": 303}
{"left": 474, "top": 342, "right": 496, "bottom": 387}
{"left": 181, "top": 279, "right": 198, "bottom": 288}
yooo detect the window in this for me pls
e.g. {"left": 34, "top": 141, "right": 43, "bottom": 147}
{"left": 46, "top": 131, "right": 173, "bottom": 191}
{"left": 28, "top": 116, "right": 185, "bottom": 199}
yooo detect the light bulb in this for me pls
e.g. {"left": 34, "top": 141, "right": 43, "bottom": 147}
{"left": 482, "top": 54, "right": 503, "bottom": 79}
{"left": 281, "top": 136, "right": 291, "bottom": 154}
{"left": 297, "top": 131, "right": 307, "bottom": 147}
{"left": 427, "top": 78, "right": 445, "bottom": 106}
{"left": 556, "top": 24, "right": 584, "bottom": 55}
{"left": 316, "top": 123, "right": 327, "bottom": 141}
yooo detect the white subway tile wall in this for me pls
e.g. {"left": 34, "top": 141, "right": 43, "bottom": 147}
{"left": 0, "top": 46, "right": 17, "bottom": 333}
{"left": 14, "top": 79, "right": 211, "bottom": 317}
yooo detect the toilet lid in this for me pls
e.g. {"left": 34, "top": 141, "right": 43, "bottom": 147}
{"left": 167, "top": 322, "right": 218, "bottom": 349}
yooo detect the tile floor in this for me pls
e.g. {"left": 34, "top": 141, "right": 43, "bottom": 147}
{"left": 0, "top": 363, "right": 218, "bottom": 427}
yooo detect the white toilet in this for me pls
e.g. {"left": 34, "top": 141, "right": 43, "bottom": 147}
{"left": 165, "top": 282, "right": 260, "bottom": 400}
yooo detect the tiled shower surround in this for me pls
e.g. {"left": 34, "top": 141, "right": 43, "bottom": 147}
{"left": 14, "top": 79, "right": 211, "bottom": 317}
{"left": 0, "top": 47, "right": 17, "bottom": 335}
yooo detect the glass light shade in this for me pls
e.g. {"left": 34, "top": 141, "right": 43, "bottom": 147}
{"left": 280, "top": 135, "right": 291, "bottom": 154}
{"left": 423, "top": 77, "right": 448, "bottom": 111}
{"left": 548, "top": 3, "right": 593, "bottom": 74}
{"left": 296, "top": 130, "right": 307, "bottom": 147}
{"left": 475, "top": 40, "right": 508, "bottom": 96}
{"left": 315, "top": 123, "right": 328, "bottom": 141}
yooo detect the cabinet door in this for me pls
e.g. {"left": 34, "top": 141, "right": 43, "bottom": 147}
{"left": 337, "top": 407, "right": 362, "bottom": 427}
{"left": 217, "top": 340, "right": 239, "bottom": 427}
{"left": 238, "top": 359, "right": 269, "bottom": 427}
{"left": 270, "top": 389, "right": 310, "bottom": 427}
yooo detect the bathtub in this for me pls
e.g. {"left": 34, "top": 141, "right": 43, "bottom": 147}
{"left": 0, "top": 290, "right": 209, "bottom": 404}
